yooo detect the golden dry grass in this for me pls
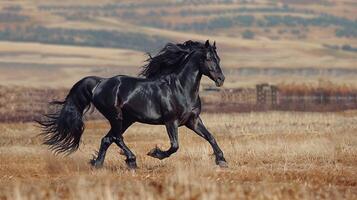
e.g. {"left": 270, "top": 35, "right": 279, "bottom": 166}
{"left": 0, "top": 112, "right": 356, "bottom": 199}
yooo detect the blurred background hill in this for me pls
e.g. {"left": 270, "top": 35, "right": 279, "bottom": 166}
{"left": 0, "top": 0, "right": 356, "bottom": 88}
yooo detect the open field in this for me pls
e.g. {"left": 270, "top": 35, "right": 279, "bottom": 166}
{"left": 0, "top": 112, "right": 356, "bottom": 199}
{"left": 1, "top": 40, "right": 357, "bottom": 88}
{"left": 0, "top": 41, "right": 143, "bottom": 88}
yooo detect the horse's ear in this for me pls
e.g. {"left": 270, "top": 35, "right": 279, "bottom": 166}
{"left": 213, "top": 41, "right": 216, "bottom": 48}
{"left": 205, "top": 40, "right": 210, "bottom": 48}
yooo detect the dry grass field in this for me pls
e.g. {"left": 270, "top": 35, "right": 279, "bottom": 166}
{"left": 0, "top": 112, "right": 356, "bottom": 199}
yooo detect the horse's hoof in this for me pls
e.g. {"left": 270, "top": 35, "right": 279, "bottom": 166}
{"left": 126, "top": 161, "right": 138, "bottom": 170}
{"left": 217, "top": 160, "right": 228, "bottom": 168}
{"left": 147, "top": 148, "right": 167, "bottom": 160}
{"left": 147, "top": 147, "right": 161, "bottom": 158}
{"left": 89, "top": 159, "right": 103, "bottom": 169}
{"left": 147, "top": 148, "right": 156, "bottom": 156}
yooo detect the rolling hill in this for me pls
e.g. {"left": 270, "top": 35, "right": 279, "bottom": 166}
{"left": 0, "top": 0, "right": 356, "bottom": 87}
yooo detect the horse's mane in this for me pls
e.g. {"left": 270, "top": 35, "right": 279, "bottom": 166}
{"left": 139, "top": 40, "right": 204, "bottom": 79}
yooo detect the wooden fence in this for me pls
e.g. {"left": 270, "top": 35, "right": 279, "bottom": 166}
{"left": 1, "top": 84, "right": 357, "bottom": 122}
{"left": 203, "top": 83, "right": 357, "bottom": 112}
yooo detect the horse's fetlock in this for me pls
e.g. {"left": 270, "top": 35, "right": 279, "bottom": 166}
{"left": 127, "top": 155, "right": 136, "bottom": 162}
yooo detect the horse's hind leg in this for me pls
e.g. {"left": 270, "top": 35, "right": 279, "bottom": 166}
{"left": 90, "top": 87, "right": 132, "bottom": 168}
{"left": 111, "top": 119, "right": 137, "bottom": 169}
{"left": 91, "top": 82, "right": 136, "bottom": 169}
{"left": 90, "top": 118, "right": 134, "bottom": 168}
{"left": 90, "top": 129, "right": 114, "bottom": 168}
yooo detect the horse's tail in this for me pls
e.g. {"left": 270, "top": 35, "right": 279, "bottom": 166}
{"left": 36, "top": 76, "right": 102, "bottom": 154}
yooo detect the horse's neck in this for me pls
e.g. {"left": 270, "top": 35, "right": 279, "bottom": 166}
{"left": 176, "top": 56, "right": 202, "bottom": 100}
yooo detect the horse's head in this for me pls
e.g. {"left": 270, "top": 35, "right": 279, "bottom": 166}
{"left": 199, "top": 40, "right": 225, "bottom": 87}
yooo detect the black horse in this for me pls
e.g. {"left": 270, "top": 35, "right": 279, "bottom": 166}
{"left": 38, "top": 40, "right": 227, "bottom": 169}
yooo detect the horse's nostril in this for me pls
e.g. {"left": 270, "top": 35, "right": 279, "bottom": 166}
{"left": 218, "top": 76, "right": 225, "bottom": 82}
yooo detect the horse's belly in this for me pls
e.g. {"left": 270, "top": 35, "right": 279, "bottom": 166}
{"left": 122, "top": 103, "right": 163, "bottom": 125}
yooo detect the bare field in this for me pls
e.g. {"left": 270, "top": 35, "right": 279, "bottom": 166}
{"left": 0, "top": 41, "right": 144, "bottom": 88}
{"left": 1, "top": 40, "right": 356, "bottom": 88}
{"left": 0, "top": 41, "right": 142, "bottom": 67}
{"left": 0, "top": 112, "right": 356, "bottom": 199}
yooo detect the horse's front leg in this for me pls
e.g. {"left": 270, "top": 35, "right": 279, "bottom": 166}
{"left": 186, "top": 116, "right": 228, "bottom": 167}
{"left": 147, "top": 121, "right": 179, "bottom": 160}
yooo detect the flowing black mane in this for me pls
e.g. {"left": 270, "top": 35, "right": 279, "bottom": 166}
{"left": 139, "top": 40, "right": 204, "bottom": 78}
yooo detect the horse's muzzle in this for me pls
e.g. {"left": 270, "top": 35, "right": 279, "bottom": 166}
{"left": 215, "top": 75, "right": 225, "bottom": 87}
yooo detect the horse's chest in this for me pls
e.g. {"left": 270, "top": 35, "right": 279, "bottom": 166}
{"left": 178, "top": 106, "right": 200, "bottom": 125}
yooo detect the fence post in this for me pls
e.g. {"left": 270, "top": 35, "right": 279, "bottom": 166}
{"left": 256, "top": 84, "right": 266, "bottom": 106}
{"left": 271, "top": 85, "right": 278, "bottom": 108}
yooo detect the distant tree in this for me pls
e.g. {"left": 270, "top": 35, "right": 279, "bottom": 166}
{"left": 234, "top": 15, "right": 255, "bottom": 27}
{"left": 257, "top": 20, "right": 266, "bottom": 27}
{"left": 210, "top": 17, "right": 233, "bottom": 29}
{"left": 291, "top": 29, "right": 300, "bottom": 35}
{"left": 242, "top": 30, "right": 255, "bottom": 39}
{"left": 342, "top": 44, "right": 352, "bottom": 51}
{"left": 3, "top": 5, "right": 22, "bottom": 12}
{"left": 278, "top": 29, "right": 286, "bottom": 34}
